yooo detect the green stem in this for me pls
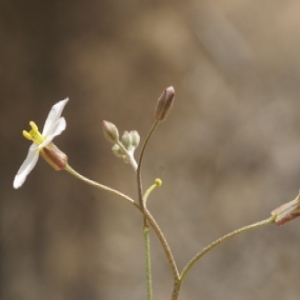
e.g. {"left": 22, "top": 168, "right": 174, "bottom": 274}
{"left": 144, "top": 225, "right": 153, "bottom": 300}
{"left": 171, "top": 216, "right": 276, "bottom": 300}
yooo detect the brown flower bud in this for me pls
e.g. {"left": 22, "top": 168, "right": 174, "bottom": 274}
{"left": 40, "top": 143, "right": 68, "bottom": 170}
{"left": 155, "top": 86, "right": 175, "bottom": 121}
{"left": 271, "top": 193, "right": 300, "bottom": 226}
{"left": 103, "top": 120, "right": 120, "bottom": 144}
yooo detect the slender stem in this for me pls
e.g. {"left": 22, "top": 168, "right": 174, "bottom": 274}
{"left": 65, "top": 164, "right": 136, "bottom": 205}
{"left": 66, "top": 163, "right": 152, "bottom": 298}
{"left": 65, "top": 164, "right": 179, "bottom": 280}
{"left": 135, "top": 120, "right": 179, "bottom": 281}
{"left": 135, "top": 122, "right": 159, "bottom": 300}
{"left": 170, "top": 216, "right": 276, "bottom": 300}
{"left": 144, "top": 207, "right": 180, "bottom": 280}
{"left": 171, "top": 279, "right": 181, "bottom": 300}
{"left": 143, "top": 178, "right": 162, "bottom": 300}
{"left": 137, "top": 120, "right": 159, "bottom": 210}
{"left": 144, "top": 224, "right": 153, "bottom": 300}
{"left": 135, "top": 122, "right": 158, "bottom": 300}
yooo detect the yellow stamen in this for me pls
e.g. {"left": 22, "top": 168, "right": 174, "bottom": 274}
{"left": 22, "top": 121, "right": 46, "bottom": 145}
{"left": 29, "top": 121, "right": 38, "bottom": 132}
{"left": 22, "top": 130, "right": 32, "bottom": 141}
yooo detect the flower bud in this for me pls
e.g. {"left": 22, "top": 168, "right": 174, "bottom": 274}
{"left": 121, "top": 131, "right": 132, "bottom": 149}
{"left": 130, "top": 130, "right": 140, "bottom": 148}
{"left": 271, "top": 193, "right": 300, "bottom": 226}
{"left": 103, "top": 120, "right": 119, "bottom": 144}
{"left": 112, "top": 144, "right": 124, "bottom": 158}
{"left": 155, "top": 86, "right": 175, "bottom": 121}
{"left": 40, "top": 143, "right": 68, "bottom": 170}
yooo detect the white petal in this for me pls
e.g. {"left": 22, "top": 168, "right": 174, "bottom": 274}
{"left": 13, "top": 144, "right": 39, "bottom": 189}
{"left": 42, "top": 98, "right": 69, "bottom": 135}
{"left": 38, "top": 117, "right": 66, "bottom": 149}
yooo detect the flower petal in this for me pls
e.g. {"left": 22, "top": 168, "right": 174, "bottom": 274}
{"left": 42, "top": 98, "right": 69, "bottom": 135}
{"left": 38, "top": 117, "right": 66, "bottom": 149}
{"left": 13, "top": 144, "right": 39, "bottom": 189}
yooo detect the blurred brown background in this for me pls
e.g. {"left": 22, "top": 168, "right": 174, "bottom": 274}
{"left": 2, "top": 0, "right": 300, "bottom": 299}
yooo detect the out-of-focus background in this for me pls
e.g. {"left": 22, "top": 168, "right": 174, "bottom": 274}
{"left": 2, "top": 0, "right": 300, "bottom": 299}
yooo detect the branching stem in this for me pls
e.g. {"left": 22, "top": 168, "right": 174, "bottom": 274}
{"left": 65, "top": 163, "right": 179, "bottom": 281}
{"left": 170, "top": 216, "right": 276, "bottom": 300}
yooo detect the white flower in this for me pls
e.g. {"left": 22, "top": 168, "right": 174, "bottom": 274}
{"left": 13, "top": 98, "right": 69, "bottom": 189}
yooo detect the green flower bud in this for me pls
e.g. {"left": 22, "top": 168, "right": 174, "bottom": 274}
{"left": 130, "top": 130, "right": 140, "bottom": 148}
{"left": 121, "top": 131, "right": 132, "bottom": 149}
{"left": 112, "top": 144, "right": 124, "bottom": 158}
{"left": 103, "top": 120, "right": 119, "bottom": 144}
